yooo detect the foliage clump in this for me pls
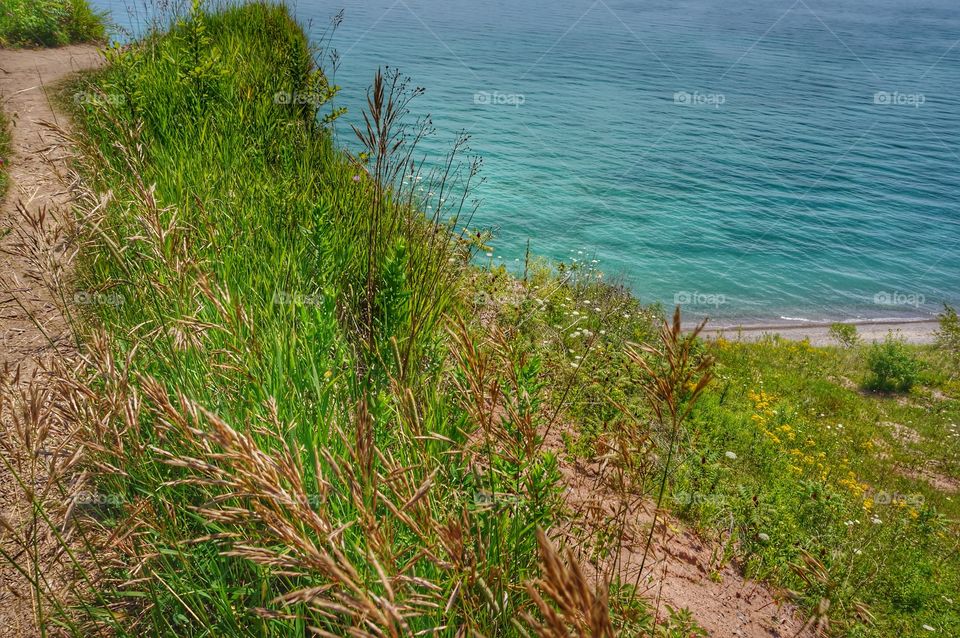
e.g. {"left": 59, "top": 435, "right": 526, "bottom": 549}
{"left": 0, "top": 0, "right": 105, "bottom": 47}
{"left": 864, "top": 334, "right": 922, "bottom": 392}
{"left": 829, "top": 322, "right": 860, "bottom": 348}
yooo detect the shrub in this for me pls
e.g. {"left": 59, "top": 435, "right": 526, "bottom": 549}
{"left": 0, "top": 0, "right": 106, "bottom": 47}
{"left": 829, "top": 322, "right": 860, "bottom": 348}
{"left": 864, "top": 334, "right": 922, "bottom": 393}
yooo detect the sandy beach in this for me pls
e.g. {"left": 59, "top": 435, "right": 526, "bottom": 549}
{"left": 698, "top": 318, "right": 940, "bottom": 346}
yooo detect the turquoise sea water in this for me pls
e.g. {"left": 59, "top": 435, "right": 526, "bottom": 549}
{"left": 93, "top": 0, "right": 960, "bottom": 323}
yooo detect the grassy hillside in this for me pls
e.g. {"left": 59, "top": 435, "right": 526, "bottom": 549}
{"left": 4, "top": 2, "right": 957, "bottom": 637}
{"left": 0, "top": 0, "right": 105, "bottom": 47}
{"left": 45, "top": 3, "right": 584, "bottom": 636}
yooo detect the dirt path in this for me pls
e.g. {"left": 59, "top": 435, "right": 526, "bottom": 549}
{"left": 0, "top": 44, "right": 102, "bottom": 638}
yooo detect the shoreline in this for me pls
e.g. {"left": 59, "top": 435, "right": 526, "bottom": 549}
{"left": 695, "top": 317, "right": 940, "bottom": 346}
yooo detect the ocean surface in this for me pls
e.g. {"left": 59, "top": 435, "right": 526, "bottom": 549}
{"left": 92, "top": 0, "right": 960, "bottom": 324}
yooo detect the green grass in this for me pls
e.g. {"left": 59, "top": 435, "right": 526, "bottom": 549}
{"left": 44, "top": 3, "right": 571, "bottom": 636}
{"left": 0, "top": 0, "right": 105, "bottom": 47}
{"left": 653, "top": 336, "right": 959, "bottom": 637}
{"left": 5, "top": 1, "right": 956, "bottom": 637}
